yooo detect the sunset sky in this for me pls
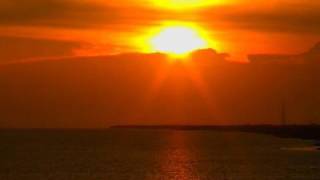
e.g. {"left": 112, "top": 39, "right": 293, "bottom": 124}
{"left": 1, "top": 0, "right": 320, "bottom": 61}
{"left": 0, "top": 0, "right": 320, "bottom": 128}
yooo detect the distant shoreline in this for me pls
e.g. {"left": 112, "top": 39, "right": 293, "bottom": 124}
{"left": 111, "top": 125, "right": 320, "bottom": 150}
{"left": 0, "top": 125, "right": 318, "bottom": 150}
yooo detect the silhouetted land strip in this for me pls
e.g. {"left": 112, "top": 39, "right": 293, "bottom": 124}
{"left": 111, "top": 125, "right": 320, "bottom": 149}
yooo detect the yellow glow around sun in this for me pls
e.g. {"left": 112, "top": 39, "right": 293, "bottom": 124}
{"left": 150, "top": 25, "right": 208, "bottom": 56}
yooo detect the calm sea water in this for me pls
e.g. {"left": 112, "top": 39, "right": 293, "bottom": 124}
{"left": 0, "top": 130, "right": 319, "bottom": 180}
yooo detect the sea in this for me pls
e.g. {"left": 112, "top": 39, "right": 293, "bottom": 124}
{"left": 0, "top": 129, "right": 319, "bottom": 180}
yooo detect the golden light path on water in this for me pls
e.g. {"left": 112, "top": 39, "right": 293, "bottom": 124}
{"left": 155, "top": 131, "right": 198, "bottom": 179}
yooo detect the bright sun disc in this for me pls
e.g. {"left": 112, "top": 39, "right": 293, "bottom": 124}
{"left": 150, "top": 26, "right": 207, "bottom": 56}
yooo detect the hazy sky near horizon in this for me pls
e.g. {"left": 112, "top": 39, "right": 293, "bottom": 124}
{"left": 1, "top": 0, "right": 320, "bottom": 61}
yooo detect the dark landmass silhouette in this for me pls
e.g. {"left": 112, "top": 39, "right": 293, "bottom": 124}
{"left": 0, "top": 48, "right": 319, "bottom": 128}
{"left": 249, "top": 42, "right": 320, "bottom": 64}
{"left": 111, "top": 125, "right": 320, "bottom": 149}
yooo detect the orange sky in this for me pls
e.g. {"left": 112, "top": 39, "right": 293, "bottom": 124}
{"left": 0, "top": 0, "right": 320, "bottom": 61}
{"left": 0, "top": 1, "right": 320, "bottom": 127}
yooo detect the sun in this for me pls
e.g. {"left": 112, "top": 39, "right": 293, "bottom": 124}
{"left": 133, "top": 21, "right": 215, "bottom": 58}
{"left": 150, "top": 26, "right": 208, "bottom": 57}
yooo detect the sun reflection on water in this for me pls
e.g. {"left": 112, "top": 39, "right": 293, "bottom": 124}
{"left": 148, "top": 131, "right": 199, "bottom": 179}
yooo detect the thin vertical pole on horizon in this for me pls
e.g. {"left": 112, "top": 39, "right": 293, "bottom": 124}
{"left": 281, "top": 65, "right": 289, "bottom": 126}
{"left": 309, "top": 60, "right": 319, "bottom": 125}
{"left": 281, "top": 99, "right": 287, "bottom": 126}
